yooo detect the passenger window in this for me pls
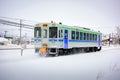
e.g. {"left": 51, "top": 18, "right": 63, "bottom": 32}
{"left": 87, "top": 33, "right": 89, "bottom": 40}
{"left": 80, "top": 32, "right": 82, "bottom": 40}
{"left": 59, "top": 29, "right": 63, "bottom": 38}
{"left": 93, "top": 34, "right": 97, "bottom": 40}
{"left": 90, "top": 34, "right": 92, "bottom": 40}
{"left": 76, "top": 31, "right": 79, "bottom": 40}
{"left": 71, "top": 31, "right": 75, "bottom": 40}
{"left": 59, "top": 30, "right": 60, "bottom": 38}
{"left": 84, "top": 33, "right": 86, "bottom": 40}
{"left": 95, "top": 34, "right": 97, "bottom": 40}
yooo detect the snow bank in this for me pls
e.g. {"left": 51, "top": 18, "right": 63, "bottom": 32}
{"left": 0, "top": 37, "right": 8, "bottom": 42}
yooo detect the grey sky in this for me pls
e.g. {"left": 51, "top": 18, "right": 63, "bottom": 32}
{"left": 0, "top": 0, "right": 120, "bottom": 35}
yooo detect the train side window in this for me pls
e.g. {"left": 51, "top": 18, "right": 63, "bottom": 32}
{"left": 84, "top": 33, "right": 86, "bottom": 40}
{"left": 88, "top": 33, "right": 90, "bottom": 40}
{"left": 93, "top": 34, "right": 95, "bottom": 40}
{"left": 59, "top": 30, "right": 61, "bottom": 38}
{"left": 71, "top": 31, "right": 75, "bottom": 40}
{"left": 80, "top": 32, "right": 82, "bottom": 40}
{"left": 93, "top": 34, "right": 97, "bottom": 40}
{"left": 87, "top": 33, "right": 89, "bottom": 40}
{"left": 89, "top": 33, "right": 90, "bottom": 40}
{"left": 76, "top": 31, "right": 79, "bottom": 40}
{"left": 82, "top": 32, "right": 84, "bottom": 40}
{"left": 95, "top": 34, "right": 97, "bottom": 40}
{"left": 59, "top": 29, "right": 63, "bottom": 38}
{"left": 94, "top": 34, "right": 96, "bottom": 40}
{"left": 92, "top": 34, "right": 94, "bottom": 40}
{"left": 86, "top": 33, "right": 88, "bottom": 40}
{"left": 61, "top": 30, "right": 63, "bottom": 38}
{"left": 92, "top": 34, "right": 93, "bottom": 40}
{"left": 90, "top": 34, "right": 92, "bottom": 40}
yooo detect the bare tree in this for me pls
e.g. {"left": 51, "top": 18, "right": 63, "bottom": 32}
{"left": 115, "top": 26, "right": 120, "bottom": 45}
{"left": 116, "top": 26, "right": 120, "bottom": 37}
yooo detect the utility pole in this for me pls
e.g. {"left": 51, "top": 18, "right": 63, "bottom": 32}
{"left": 20, "top": 19, "right": 23, "bottom": 56}
{"left": 20, "top": 19, "right": 22, "bottom": 45}
{"left": 4, "top": 31, "right": 7, "bottom": 37}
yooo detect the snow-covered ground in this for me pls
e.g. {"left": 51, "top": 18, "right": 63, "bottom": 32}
{"left": 0, "top": 44, "right": 34, "bottom": 49}
{"left": 0, "top": 46, "right": 120, "bottom": 80}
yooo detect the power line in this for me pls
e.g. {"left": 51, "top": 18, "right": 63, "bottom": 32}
{"left": 0, "top": 16, "right": 20, "bottom": 20}
{"left": 0, "top": 16, "right": 39, "bottom": 23}
{"left": 0, "top": 16, "right": 36, "bottom": 45}
{"left": 0, "top": 19, "right": 35, "bottom": 29}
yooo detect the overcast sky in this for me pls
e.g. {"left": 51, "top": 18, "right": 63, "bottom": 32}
{"left": 0, "top": 0, "right": 120, "bottom": 35}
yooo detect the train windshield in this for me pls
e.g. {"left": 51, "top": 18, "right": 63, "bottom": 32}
{"left": 49, "top": 27, "right": 57, "bottom": 38}
{"left": 34, "top": 27, "right": 41, "bottom": 38}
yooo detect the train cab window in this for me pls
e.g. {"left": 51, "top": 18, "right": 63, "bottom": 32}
{"left": 49, "top": 27, "right": 57, "bottom": 38}
{"left": 59, "top": 29, "right": 63, "bottom": 38}
{"left": 71, "top": 31, "right": 75, "bottom": 40}
{"left": 76, "top": 31, "right": 79, "bottom": 40}
{"left": 80, "top": 32, "right": 83, "bottom": 40}
{"left": 34, "top": 27, "right": 41, "bottom": 38}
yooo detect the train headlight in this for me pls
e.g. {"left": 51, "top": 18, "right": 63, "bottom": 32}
{"left": 40, "top": 47, "right": 47, "bottom": 54}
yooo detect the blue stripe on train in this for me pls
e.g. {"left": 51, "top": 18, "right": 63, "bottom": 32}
{"left": 49, "top": 39, "right": 97, "bottom": 42}
{"left": 69, "top": 40, "right": 97, "bottom": 42}
{"left": 34, "top": 38, "right": 41, "bottom": 41}
{"left": 34, "top": 38, "right": 98, "bottom": 42}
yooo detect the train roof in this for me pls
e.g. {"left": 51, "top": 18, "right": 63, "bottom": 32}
{"left": 58, "top": 25, "right": 102, "bottom": 34}
{"left": 36, "top": 22, "right": 102, "bottom": 34}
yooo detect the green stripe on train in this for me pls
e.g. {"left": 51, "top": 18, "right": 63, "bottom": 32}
{"left": 58, "top": 25, "right": 102, "bottom": 34}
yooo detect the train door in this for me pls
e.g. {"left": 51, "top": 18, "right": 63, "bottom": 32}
{"left": 64, "top": 30, "right": 68, "bottom": 48}
{"left": 42, "top": 27, "right": 48, "bottom": 44}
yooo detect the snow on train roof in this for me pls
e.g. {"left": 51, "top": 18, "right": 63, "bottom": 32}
{"left": 35, "top": 22, "right": 102, "bottom": 34}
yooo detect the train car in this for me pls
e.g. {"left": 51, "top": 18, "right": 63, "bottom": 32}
{"left": 34, "top": 22, "right": 102, "bottom": 56}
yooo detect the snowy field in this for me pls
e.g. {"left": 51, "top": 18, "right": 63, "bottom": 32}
{"left": 0, "top": 46, "right": 120, "bottom": 80}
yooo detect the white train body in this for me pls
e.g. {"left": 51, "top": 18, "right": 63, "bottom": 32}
{"left": 34, "top": 22, "right": 102, "bottom": 56}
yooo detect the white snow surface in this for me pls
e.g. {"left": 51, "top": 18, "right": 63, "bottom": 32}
{"left": 0, "top": 37, "right": 8, "bottom": 42}
{"left": 0, "top": 44, "right": 34, "bottom": 49}
{"left": 0, "top": 46, "right": 120, "bottom": 80}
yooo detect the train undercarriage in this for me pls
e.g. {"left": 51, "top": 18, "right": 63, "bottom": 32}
{"left": 35, "top": 46, "right": 102, "bottom": 57}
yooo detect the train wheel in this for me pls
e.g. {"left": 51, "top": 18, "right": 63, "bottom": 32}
{"left": 94, "top": 47, "right": 97, "bottom": 52}
{"left": 55, "top": 53, "right": 59, "bottom": 57}
{"left": 97, "top": 46, "right": 102, "bottom": 51}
